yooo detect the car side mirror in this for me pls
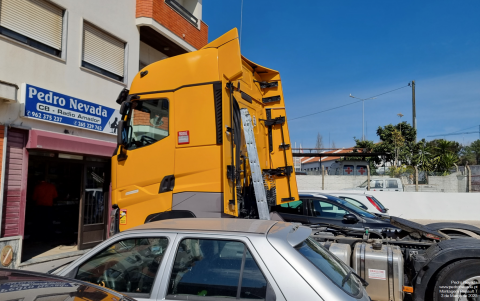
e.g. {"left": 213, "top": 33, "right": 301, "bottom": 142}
{"left": 117, "top": 120, "right": 130, "bottom": 146}
{"left": 343, "top": 214, "right": 358, "bottom": 223}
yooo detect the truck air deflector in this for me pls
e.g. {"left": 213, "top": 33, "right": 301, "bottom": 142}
{"left": 132, "top": 80, "right": 222, "bottom": 96}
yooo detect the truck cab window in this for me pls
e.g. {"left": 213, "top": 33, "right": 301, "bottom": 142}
{"left": 127, "top": 98, "right": 169, "bottom": 150}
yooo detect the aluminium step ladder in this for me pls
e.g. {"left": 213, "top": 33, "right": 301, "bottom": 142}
{"left": 240, "top": 108, "right": 270, "bottom": 220}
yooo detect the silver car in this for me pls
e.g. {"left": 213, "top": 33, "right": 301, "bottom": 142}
{"left": 55, "top": 218, "right": 370, "bottom": 301}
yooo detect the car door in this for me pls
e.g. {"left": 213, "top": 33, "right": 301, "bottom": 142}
{"left": 159, "top": 234, "right": 283, "bottom": 301}
{"left": 307, "top": 198, "right": 363, "bottom": 229}
{"left": 271, "top": 199, "right": 310, "bottom": 224}
{"left": 59, "top": 231, "right": 177, "bottom": 301}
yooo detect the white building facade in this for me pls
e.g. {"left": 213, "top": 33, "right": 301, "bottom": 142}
{"left": 0, "top": 0, "right": 207, "bottom": 260}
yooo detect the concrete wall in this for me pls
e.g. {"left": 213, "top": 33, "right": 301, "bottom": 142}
{"left": 367, "top": 191, "right": 480, "bottom": 221}
{"left": 296, "top": 173, "right": 468, "bottom": 193}
{"left": 296, "top": 175, "right": 390, "bottom": 191}
{"left": 0, "top": 0, "right": 139, "bottom": 143}
{"left": 427, "top": 172, "right": 467, "bottom": 193}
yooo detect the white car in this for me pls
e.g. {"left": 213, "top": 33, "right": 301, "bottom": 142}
{"left": 345, "top": 178, "right": 404, "bottom": 192}
{"left": 299, "top": 190, "right": 388, "bottom": 216}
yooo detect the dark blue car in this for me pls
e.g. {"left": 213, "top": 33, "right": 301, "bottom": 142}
{"left": 272, "top": 193, "right": 398, "bottom": 233}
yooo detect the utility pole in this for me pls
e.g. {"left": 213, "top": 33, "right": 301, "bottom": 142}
{"left": 412, "top": 80, "right": 416, "bottom": 143}
{"left": 362, "top": 99, "right": 365, "bottom": 141}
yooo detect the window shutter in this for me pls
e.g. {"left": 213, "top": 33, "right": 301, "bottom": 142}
{"left": 83, "top": 22, "right": 125, "bottom": 77}
{"left": 0, "top": 0, "right": 63, "bottom": 50}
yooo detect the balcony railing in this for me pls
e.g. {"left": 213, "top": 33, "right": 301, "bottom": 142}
{"left": 165, "top": 0, "right": 198, "bottom": 26}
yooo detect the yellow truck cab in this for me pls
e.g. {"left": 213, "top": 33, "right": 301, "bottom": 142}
{"left": 112, "top": 29, "right": 298, "bottom": 232}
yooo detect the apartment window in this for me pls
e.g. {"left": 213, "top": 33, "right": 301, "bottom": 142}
{"left": 165, "top": 0, "right": 198, "bottom": 26}
{"left": 0, "top": 0, "right": 64, "bottom": 56}
{"left": 82, "top": 22, "right": 125, "bottom": 82}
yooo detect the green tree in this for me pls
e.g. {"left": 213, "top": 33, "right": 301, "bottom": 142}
{"left": 375, "top": 122, "right": 417, "bottom": 166}
{"left": 427, "top": 139, "right": 462, "bottom": 158}
{"left": 351, "top": 138, "right": 379, "bottom": 173}
{"left": 471, "top": 140, "right": 480, "bottom": 164}
{"left": 460, "top": 139, "right": 480, "bottom": 165}
{"left": 428, "top": 140, "right": 459, "bottom": 172}
{"left": 414, "top": 139, "right": 435, "bottom": 172}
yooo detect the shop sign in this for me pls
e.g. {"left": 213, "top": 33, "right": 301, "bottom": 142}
{"left": 21, "top": 84, "right": 121, "bottom": 135}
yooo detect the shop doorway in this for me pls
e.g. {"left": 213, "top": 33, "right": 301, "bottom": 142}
{"left": 79, "top": 163, "right": 109, "bottom": 250}
{"left": 23, "top": 151, "right": 110, "bottom": 261}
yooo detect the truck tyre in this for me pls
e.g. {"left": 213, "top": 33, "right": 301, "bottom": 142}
{"left": 433, "top": 259, "right": 480, "bottom": 301}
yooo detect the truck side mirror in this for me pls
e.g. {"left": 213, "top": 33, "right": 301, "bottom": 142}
{"left": 343, "top": 214, "right": 358, "bottom": 223}
{"left": 117, "top": 120, "right": 130, "bottom": 146}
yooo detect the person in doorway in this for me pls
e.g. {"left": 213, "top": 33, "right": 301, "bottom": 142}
{"left": 32, "top": 178, "right": 58, "bottom": 237}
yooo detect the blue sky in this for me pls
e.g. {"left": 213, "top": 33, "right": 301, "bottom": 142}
{"left": 203, "top": 1, "right": 480, "bottom": 148}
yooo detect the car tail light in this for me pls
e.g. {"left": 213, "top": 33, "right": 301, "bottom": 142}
{"left": 367, "top": 196, "right": 382, "bottom": 212}
{"left": 109, "top": 206, "right": 120, "bottom": 238}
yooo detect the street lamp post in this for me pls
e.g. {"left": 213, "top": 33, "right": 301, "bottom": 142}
{"left": 349, "top": 94, "right": 376, "bottom": 141}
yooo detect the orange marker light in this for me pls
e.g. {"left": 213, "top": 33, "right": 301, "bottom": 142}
{"left": 403, "top": 286, "right": 414, "bottom": 293}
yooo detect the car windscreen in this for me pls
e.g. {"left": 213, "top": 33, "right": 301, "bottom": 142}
{"left": 328, "top": 197, "right": 377, "bottom": 218}
{"left": 295, "top": 237, "right": 361, "bottom": 297}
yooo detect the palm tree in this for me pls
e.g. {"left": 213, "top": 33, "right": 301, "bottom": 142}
{"left": 439, "top": 152, "right": 458, "bottom": 173}
{"left": 436, "top": 139, "right": 453, "bottom": 156}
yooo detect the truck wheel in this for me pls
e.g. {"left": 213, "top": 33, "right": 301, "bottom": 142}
{"left": 433, "top": 259, "right": 480, "bottom": 301}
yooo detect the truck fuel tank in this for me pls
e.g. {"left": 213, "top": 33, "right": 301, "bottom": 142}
{"left": 320, "top": 242, "right": 352, "bottom": 266}
{"left": 353, "top": 241, "right": 404, "bottom": 301}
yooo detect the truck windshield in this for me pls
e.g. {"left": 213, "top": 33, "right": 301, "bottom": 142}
{"left": 126, "top": 98, "right": 169, "bottom": 150}
{"left": 296, "top": 237, "right": 361, "bottom": 297}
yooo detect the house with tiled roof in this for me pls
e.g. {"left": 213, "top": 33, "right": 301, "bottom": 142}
{"left": 298, "top": 148, "right": 373, "bottom": 175}
{"left": 299, "top": 148, "right": 351, "bottom": 172}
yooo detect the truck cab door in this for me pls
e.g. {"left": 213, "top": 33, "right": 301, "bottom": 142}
{"left": 113, "top": 95, "right": 175, "bottom": 230}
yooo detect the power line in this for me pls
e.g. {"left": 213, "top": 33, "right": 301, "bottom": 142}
{"left": 447, "top": 125, "right": 479, "bottom": 134}
{"left": 289, "top": 99, "right": 362, "bottom": 121}
{"left": 427, "top": 125, "right": 480, "bottom": 138}
{"left": 289, "top": 84, "right": 410, "bottom": 121}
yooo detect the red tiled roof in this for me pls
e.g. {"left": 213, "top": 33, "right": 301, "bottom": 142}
{"left": 299, "top": 148, "right": 361, "bottom": 164}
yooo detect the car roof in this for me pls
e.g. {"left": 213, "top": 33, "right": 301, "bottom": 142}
{"left": 127, "top": 218, "right": 278, "bottom": 234}
{"left": 299, "top": 191, "right": 373, "bottom": 197}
